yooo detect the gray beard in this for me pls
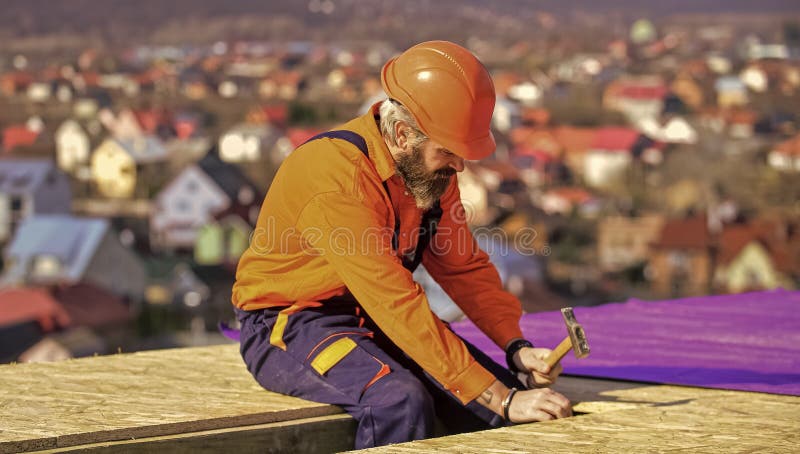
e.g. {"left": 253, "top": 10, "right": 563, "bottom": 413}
{"left": 395, "top": 145, "right": 455, "bottom": 210}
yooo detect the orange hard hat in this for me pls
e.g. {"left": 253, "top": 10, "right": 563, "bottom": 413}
{"left": 381, "top": 41, "right": 496, "bottom": 160}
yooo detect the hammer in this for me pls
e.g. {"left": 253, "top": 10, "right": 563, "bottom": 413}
{"left": 545, "top": 307, "right": 591, "bottom": 369}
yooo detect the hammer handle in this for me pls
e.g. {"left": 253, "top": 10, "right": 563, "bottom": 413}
{"left": 545, "top": 335, "right": 573, "bottom": 369}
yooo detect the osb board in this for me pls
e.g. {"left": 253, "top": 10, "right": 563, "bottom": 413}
{"left": 0, "top": 345, "right": 343, "bottom": 454}
{"left": 30, "top": 414, "right": 357, "bottom": 454}
{"left": 357, "top": 376, "right": 800, "bottom": 453}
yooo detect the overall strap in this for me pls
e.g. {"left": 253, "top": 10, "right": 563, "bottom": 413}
{"left": 302, "top": 130, "right": 442, "bottom": 273}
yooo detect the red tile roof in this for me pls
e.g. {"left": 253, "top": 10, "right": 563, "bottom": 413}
{"left": 774, "top": 135, "right": 800, "bottom": 156}
{"left": 717, "top": 225, "right": 758, "bottom": 265}
{"left": 617, "top": 84, "right": 669, "bottom": 100}
{"left": 2, "top": 125, "right": 39, "bottom": 150}
{"left": 0, "top": 288, "right": 70, "bottom": 331}
{"left": 552, "top": 126, "right": 596, "bottom": 155}
{"left": 653, "top": 216, "right": 712, "bottom": 250}
{"left": 590, "top": 127, "right": 640, "bottom": 151}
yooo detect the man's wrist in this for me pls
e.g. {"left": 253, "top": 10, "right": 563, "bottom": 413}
{"left": 505, "top": 338, "right": 534, "bottom": 373}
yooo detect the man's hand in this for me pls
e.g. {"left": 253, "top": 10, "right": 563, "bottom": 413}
{"left": 513, "top": 347, "right": 563, "bottom": 388}
{"left": 508, "top": 388, "right": 572, "bottom": 422}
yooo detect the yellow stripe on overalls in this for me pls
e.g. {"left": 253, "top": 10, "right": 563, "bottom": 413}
{"left": 310, "top": 337, "right": 357, "bottom": 375}
{"left": 270, "top": 301, "right": 322, "bottom": 350}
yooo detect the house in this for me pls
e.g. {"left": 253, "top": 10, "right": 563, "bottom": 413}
{"left": 768, "top": 135, "right": 800, "bottom": 172}
{"left": 132, "top": 108, "right": 176, "bottom": 140}
{"left": 670, "top": 74, "right": 704, "bottom": 110}
{"left": 648, "top": 216, "right": 714, "bottom": 297}
{"left": 2, "top": 125, "right": 40, "bottom": 152}
{"left": 0, "top": 287, "right": 70, "bottom": 333}
{"left": 0, "top": 160, "right": 72, "bottom": 244}
{"left": 509, "top": 127, "right": 567, "bottom": 187}
{"left": 597, "top": 215, "right": 665, "bottom": 272}
{"left": 0, "top": 71, "right": 33, "bottom": 97}
{"left": 194, "top": 207, "right": 255, "bottom": 268}
{"left": 583, "top": 127, "right": 641, "bottom": 189}
{"left": 0, "top": 283, "right": 132, "bottom": 363}
{"left": 90, "top": 136, "right": 169, "bottom": 199}
{"left": 258, "top": 70, "right": 305, "bottom": 100}
{"left": 246, "top": 104, "right": 289, "bottom": 128}
{"left": 164, "top": 137, "right": 212, "bottom": 173}
{"left": 537, "top": 187, "right": 598, "bottom": 217}
{"left": 173, "top": 113, "right": 201, "bottom": 140}
{"left": 26, "top": 82, "right": 52, "bottom": 103}
{"left": 603, "top": 76, "right": 668, "bottom": 122}
{"left": 713, "top": 225, "right": 795, "bottom": 294}
{"left": 50, "top": 283, "right": 133, "bottom": 329}
{"left": 150, "top": 152, "right": 261, "bottom": 251}
{"left": 218, "top": 123, "right": 279, "bottom": 163}
{"left": 99, "top": 108, "right": 165, "bottom": 141}
{"left": 55, "top": 119, "right": 105, "bottom": 178}
{"left": 715, "top": 76, "right": 748, "bottom": 108}
{"left": 1, "top": 215, "right": 147, "bottom": 301}
{"left": 740, "top": 65, "right": 768, "bottom": 94}
{"left": 727, "top": 109, "right": 758, "bottom": 139}
{"left": 552, "top": 126, "right": 596, "bottom": 180}
{"left": 142, "top": 258, "right": 213, "bottom": 311}
{"left": 0, "top": 287, "right": 70, "bottom": 363}
{"left": 636, "top": 116, "right": 698, "bottom": 144}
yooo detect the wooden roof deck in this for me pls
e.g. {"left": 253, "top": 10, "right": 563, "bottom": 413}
{"left": 358, "top": 376, "right": 800, "bottom": 453}
{"left": 0, "top": 345, "right": 352, "bottom": 453}
{"left": 2, "top": 344, "right": 797, "bottom": 453}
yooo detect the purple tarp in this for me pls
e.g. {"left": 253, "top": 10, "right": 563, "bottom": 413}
{"left": 451, "top": 289, "right": 800, "bottom": 396}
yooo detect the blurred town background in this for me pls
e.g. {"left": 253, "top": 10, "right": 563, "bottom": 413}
{"left": 1, "top": 0, "right": 799, "bottom": 363}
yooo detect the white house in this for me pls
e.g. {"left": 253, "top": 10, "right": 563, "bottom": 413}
{"left": 604, "top": 76, "right": 667, "bottom": 122}
{"left": 0, "top": 160, "right": 72, "bottom": 243}
{"left": 218, "top": 123, "right": 279, "bottom": 163}
{"left": 55, "top": 120, "right": 94, "bottom": 176}
{"left": 636, "top": 116, "right": 698, "bottom": 144}
{"left": 583, "top": 128, "right": 640, "bottom": 189}
{"left": 26, "top": 82, "right": 52, "bottom": 103}
{"left": 768, "top": 135, "right": 800, "bottom": 173}
{"left": 150, "top": 152, "right": 260, "bottom": 250}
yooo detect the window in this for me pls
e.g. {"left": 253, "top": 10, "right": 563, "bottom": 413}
{"left": 187, "top": 180, "right": 199, "bottom": 192}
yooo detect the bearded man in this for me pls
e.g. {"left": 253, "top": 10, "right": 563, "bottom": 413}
{"left": 231, "top": 41, "right": 572, "bottom": 449}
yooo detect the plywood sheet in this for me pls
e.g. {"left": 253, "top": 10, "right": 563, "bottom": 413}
{"left": 0, "top": 345, "right": 343, "bottom": 453}
{"left": 357, "top": 376, "right": 800, "bottom": 453}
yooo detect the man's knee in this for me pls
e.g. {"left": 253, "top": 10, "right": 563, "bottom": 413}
{"left": 358, "top": 371, "right": 434, "bottom": 445}
{"left": 363, "top": 370, "right": 434, "bottom": 420}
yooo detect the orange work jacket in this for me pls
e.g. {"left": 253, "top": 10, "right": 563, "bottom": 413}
{"left": 232, "top": 104, "right": 524, "bottom": 404}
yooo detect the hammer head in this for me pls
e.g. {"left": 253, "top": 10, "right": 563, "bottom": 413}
{"left": 561, "top": 307, "right": 590, "bottom": 359}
